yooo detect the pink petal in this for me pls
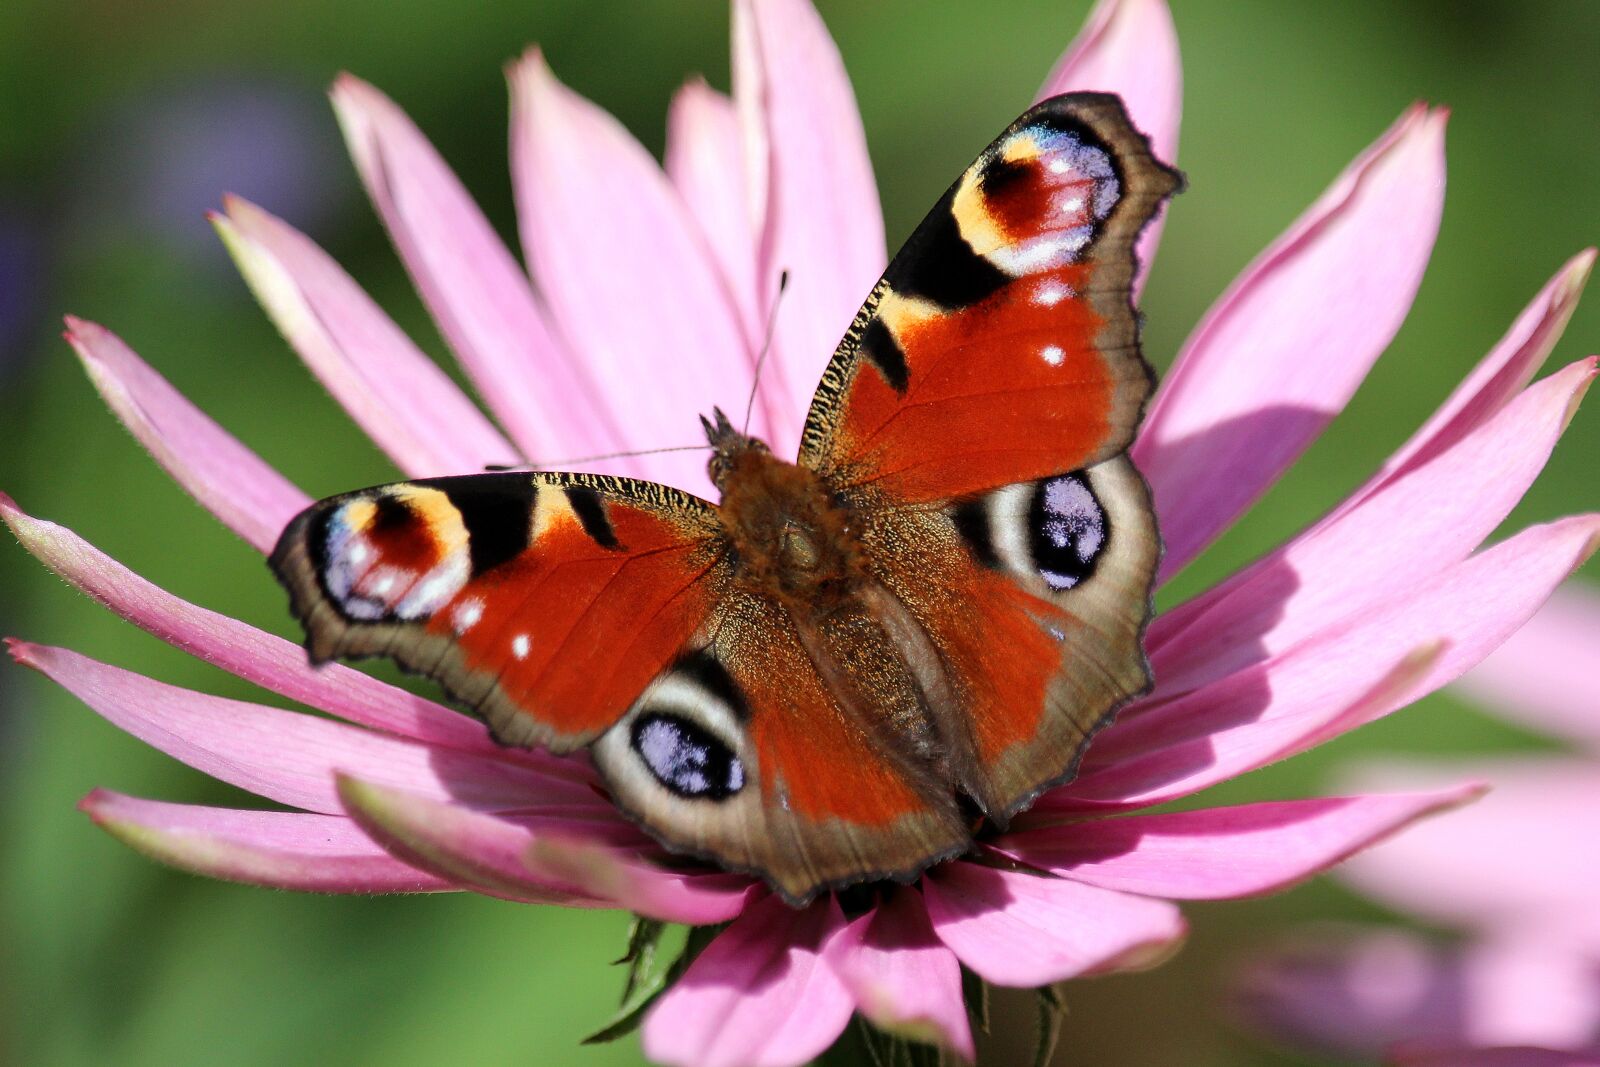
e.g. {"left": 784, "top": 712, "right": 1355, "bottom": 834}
{"left": 1233, "top": 926, "right": 1466, "bottom": 1060}
{"left": 1037, "top": 0, "right": 1181, "bottom": 291}
{"left": 1458, "top": 583, "right": 1600, "bottom": 749}
{"left": 1150, "top": 258, "right": 1592, "bottom": 676}
{"left": 642, "top": 894, "right": 854, "bottom": 1067}
{"left": 64, "top": 317, "right": 308, "bottom": 552}
{"left": 1002, "top": 787, "right": 1482, "bottom": 900}
{"left": 80, "top": 788, "right": 451, "bottom": 894}
{"left": 215, "top": 196, "right": 517, "bottom": 477}
{"left": 1336, "top": 758, "right": 1600, "bottom": 930}
{"left": 330, "top": 75, "right": 606, "bottom": 462}
{"left": 666, "top": 77, "right": 761, "bottom": 341}
{"left": 1066, "top": 516, "right": 1600, "bottom": 808}
{"left": 0, "top": 492, "right": 504, "bottom": 755}
{"left": 733, "top": 0, "right": 886, "bottom": 454}
{"left": 1147, "top": 358, "right": 1597, "bottom": 697}
{"left": 922, "top": 862, "right": 1186, "bottom": 987}
{"left": 1158, "top": 259, "right": 1593, "bottom": 675}
{"left": 521, "top": 835, "right": 752, "bottom": 926}
{"left": 1456, "top": 937, "right": 1600, "bottom": 1051}
{"left": 1359, "top": 249, "right": 1595, "bottom": 498}
{"left": 509, "top": 51, "right": 756, "bottom": 493}
{"left": 825, "top": 888, "right": 974, "bottom": 1060}
{"left": 1135, "top": 106, "right": 1448, "bottom": 580}
{"left": 9, "top": 641, "right": 577, "bottom": 816}
{"left": 334, "top": 774, "right": 618, "bottom": 907}
{"left": 1392, "top": 1046, "right": 1600, "bottom": 1067}
{"left": 1235, "top": 927, "right": 1600, "bottom": 1062}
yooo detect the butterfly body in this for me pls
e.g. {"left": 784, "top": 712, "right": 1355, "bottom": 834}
{"left": 272, "top": 93, "right": 1181, "bottom": 903}
{"left": 708, "top": 414, "right": 862, "bottom": 609}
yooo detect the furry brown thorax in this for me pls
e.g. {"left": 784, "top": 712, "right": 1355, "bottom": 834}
{"left": 702, "top": 407, "right": 863, "bottom": 605}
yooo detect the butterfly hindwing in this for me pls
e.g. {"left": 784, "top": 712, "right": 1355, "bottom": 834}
{"left": 590, "top": 589, "right": 972, "bottom": 903}
{"left": 801, "top": 92, "right": 1179, "bottom": 502}
{"left": 270, "top": 472, "right": 729, "bottom": 751}
{"left": 862, "top": 454, "right": 1159, "bottom": 821}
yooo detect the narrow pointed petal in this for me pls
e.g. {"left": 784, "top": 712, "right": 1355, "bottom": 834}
{"left": 1002, "top": 787, "right": 1482, "bottom": 900}
{"left": 734, "top": 0, "right": 886, "bottom": 453}
{"left": 666, "top": 78, "right": 760, "bottom": 338}
{"left": 1457, "top": 583, "right": 1600, "bottom": 748}
{"left": 1135, "top": 106, "right": 1448, "bottom": 579}
{"left": 9, "top": 641, "right": 576, "bottom": 815}
{"left": 1067, "top": 516, "right": 1600, "bottom": 808}
{"left": 64, "top": 317, "right": 308, "bottom": 552}
{"left": 0, "top": 493, "right": 506, "bottom": 754}
{"left": 330, "top": 75, "right": 605, "bottom": 460}
{"left": 1148, "top": 359, "right": 1597, "bottom": 696}
{"left": 521, "top": 836, "right": 751, "bottom": 925}
{"left": 510, "top": 51, "right": 757, "bottom": 493}
{"left": 1359, "top": 249, "right": 1594, "bottom": 496}
{"left": 1037, "top": 0, "right": 1181, "bottom": 290}
{"left": 80, "top": 789, "right": 452, "bottom": 893}
{"left": 642, "top": 894, "right": 854, "bottom": 1067}
{"left": 923, "top": 863, "right": 1185, "bottom": 987}
{"left": 1150, "top": 261, "right": 1592, "bottom": 671}
{"left": 1059, "top": 643, "right": 1442, "bottom": 811}
{"left": 335, "top": 775, "right": 618, "bottom": 907}
{"left": 825, "top": 888, "right": 975, "bottom": 1061}
{"left": 215, "top": 196, "right": 517, "bottom": 477}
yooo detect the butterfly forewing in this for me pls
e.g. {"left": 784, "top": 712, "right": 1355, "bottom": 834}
{"left": 802, "top": 93, "right": 1179, "bottom": 502}
{"left": 270, "top": 472, "right": 728, "bottom": 751}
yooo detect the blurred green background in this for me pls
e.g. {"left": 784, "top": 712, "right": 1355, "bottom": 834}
{"left": 1, "top": 1, "right": 1596, "bottom": 1064}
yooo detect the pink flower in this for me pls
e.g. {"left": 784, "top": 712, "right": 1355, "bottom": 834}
{"left": 4, "top": 0, "right": 1596, "bottom": 1064}
{"left": 1234, "top": 583, "right": 1600, "bottom": 1067}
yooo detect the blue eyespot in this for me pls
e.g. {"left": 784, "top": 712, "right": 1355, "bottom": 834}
{"left": 630, "top": 712, "right": 745, "bottom": 801}
{"left": 1029, "top": 473, "right": 1107, "bottom": 591}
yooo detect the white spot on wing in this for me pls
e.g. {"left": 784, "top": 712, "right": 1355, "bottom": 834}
{"left": 451, "top": 597, "right": 484, "bottom": 634}
{"left": 512, "top": 634, "right": 531, "bottom": 660}
{"left": 1041, "top": 345, "right": 1065, "bottom": 367}
{"left": 1034, "top": 282, "right": 1073, "bottom": 307}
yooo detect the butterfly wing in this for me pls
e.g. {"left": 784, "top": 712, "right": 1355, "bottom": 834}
{"left": 270, "top": 472, "right": 728, "bottom": 751}
{"left": 801, "top": 92, "right": 1179, "bottom": 502}
{"left": 802, "top": 93, "right": 1177, "bottom": 822}
{"left": 590, "top": 589, "right": 971, "bottom": 903}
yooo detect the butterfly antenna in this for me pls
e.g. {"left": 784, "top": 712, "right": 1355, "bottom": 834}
{"left": 484, "top": 443, "right": 711, "bottom": 473}
{"left": 741, "top": 270, "right": 790, "bottom": 435}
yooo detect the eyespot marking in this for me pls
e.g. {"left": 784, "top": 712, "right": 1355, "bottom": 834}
{"left": 630, "top": 712, "right": 745, "bottom": 800}
{"left": 1030, "top": 473, "right": 1107, "bottom": 591}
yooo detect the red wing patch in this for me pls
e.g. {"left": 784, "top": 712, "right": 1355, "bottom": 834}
{"left": 270, "top": 472, "right": 728, "bottom": 751}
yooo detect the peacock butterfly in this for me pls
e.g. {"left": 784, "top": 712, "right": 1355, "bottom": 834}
{"left": 270, "top": 93, "right": 1181, "bottom": 904}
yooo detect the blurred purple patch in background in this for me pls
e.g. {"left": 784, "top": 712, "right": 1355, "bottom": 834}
{"left": 70, "top": 74, "right": 345, "bottom": 267}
